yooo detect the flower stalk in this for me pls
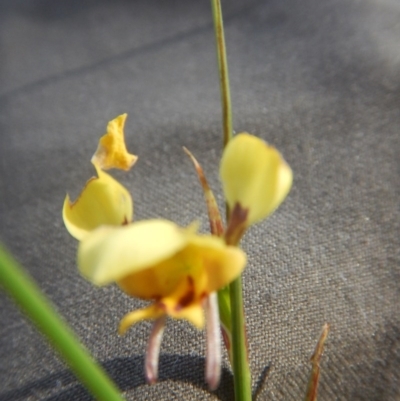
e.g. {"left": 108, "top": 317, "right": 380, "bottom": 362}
{"left": 211, "top": 0, "right": 252, "bottom": 400}
{"left": 229, "top": 275, "right": 252, "bottom": 401}
{"left": 211, "top": 0, "right": 233, "bottom": 149}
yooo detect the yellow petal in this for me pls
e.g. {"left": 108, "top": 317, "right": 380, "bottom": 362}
{"left": 164, "top": 299, "right": 205, "bottom": 329}
{"left": 163, "top": 274, "right": 206, "bottom": 328}
{"left": 92, "top": 114, "right": 138, "bottom": 171}
{"left": 118, "top": 298, "right": 204, "bottom": 333}
{"left": 188, "top": 236, "right": 247, "bottom": 293}
{"left": 118, "top": 305, "right": 163, "bottom": 335}
{"left": 149, "top": 276, "right": 205, "bottom": 328}
{"left": 77, "top": 220, "right": 192, "bottom": 285}
{"left": 63, "top": 165, "right": 133, "bottom": 240}
{"left": 117, "top": 255, "right": 190, "bottom": 300}
{"left": 220, "top": 133, "right": 292, "bottom": 226}
{"left": 117, "top": 234, "right": 245, "bottom": 300}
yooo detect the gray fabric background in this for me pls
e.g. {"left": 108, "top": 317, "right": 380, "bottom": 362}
{"left": 1, "top": 0, "right": 399, "bottom": 399}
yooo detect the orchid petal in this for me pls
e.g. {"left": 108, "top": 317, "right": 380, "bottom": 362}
{"left": 164, "top": 299, "right": 205, "bottom": 329}
{"left": 188, "top": 236, "right": 247, "bottom": 293}
{"left": 118, "top": 305, "right": 164, "bottom": 335}
{"left": 92, "top": 114, "right": 138, "bottom": 171}
{"left": 220, "top": 133, "right": 292, "bottom": 226}
{"left": 78, "top": 220, "right": 193, "bottom": 285}
{"left": 63, "top": 165, "right": 133, "bottom": 240}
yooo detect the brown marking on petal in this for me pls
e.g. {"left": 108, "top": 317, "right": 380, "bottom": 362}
{"left": 175, "top": 276, "right": 195, "bottom": 311}
{"left": 122, "top": 216, "right": 129, "bottom": 225}
{"left": 200, "top": 291, "right": 208, "bottom": 301}
{"left": 158, "top": 302, "right": 167, "bottom": 312}
{"left": 224, "top": 202, "right": 249, "bottom": 245}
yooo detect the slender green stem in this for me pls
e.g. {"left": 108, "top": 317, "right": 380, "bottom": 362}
{"left": 211, "top": 0, "right": 233, "bottom": 148}
{"left": 0, "top": 244, "right": 125, "bottom": 401}
{"left": 211, "top": 1, "right": 252, "bottom": 400}
{"left": 229, "top": 276, "right": 252, "bottom": 401}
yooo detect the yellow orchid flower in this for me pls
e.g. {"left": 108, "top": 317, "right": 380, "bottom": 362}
{"left": 63, "top": 114, "right": 137, "bottom": 240}
{"left": 77, "top": 220, "right": 246, "bottom": 330}
{"left": 77, "top": 219, "right": 246, "bottom": 388}
{"left": 62, "top": 115, "right": 251, "bottom": 389}
{"left": 220, "top": 133, "right": 292, "bottom": 243}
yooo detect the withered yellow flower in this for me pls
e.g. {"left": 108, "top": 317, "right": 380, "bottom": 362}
{"left": 220, "top": 133, "right": 292, "bottom": 228}
{"left": 77, "top": 220, "right": 246, "bottom": 330}
{"left": 92, "top": 114, "right": 138, "bottom": 171}
{"left": 63, "top": 114, "right": 137, "bottom": 240}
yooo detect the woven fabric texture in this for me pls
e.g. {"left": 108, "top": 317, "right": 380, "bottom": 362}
{"left": 1, "top": 0, "right": 399, "bottom": 400}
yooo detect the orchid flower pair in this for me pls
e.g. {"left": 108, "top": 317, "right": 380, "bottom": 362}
{"left": 62, "top": 114, "right": 292, "bottom": 389}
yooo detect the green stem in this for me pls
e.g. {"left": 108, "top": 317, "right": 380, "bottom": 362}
{"left": 211, "top": 0, "right": 233, "bottom": 148}
{"left": 0, "top": 244, "right": 125, "bottom": 401}
{"left": 229, "top": 276, "right": 252, "bottom": 401}
{"left": 211, "top": 1, "right": 252, "bottom": 400}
